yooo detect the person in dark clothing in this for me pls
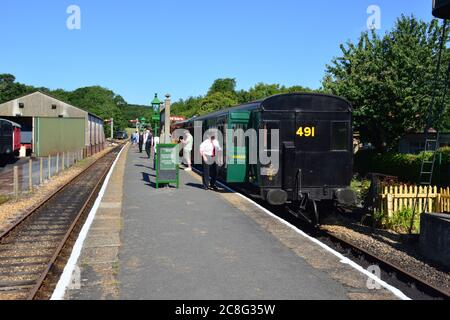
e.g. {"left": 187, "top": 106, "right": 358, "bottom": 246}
{"left": 138, "top": 132, "right": 144, "bottom": 153}
{"left": 145, "top": 130, "right": 153, "bottom": 158}
{"left": 199, "top": 134, "right": 222, "bottom": 191}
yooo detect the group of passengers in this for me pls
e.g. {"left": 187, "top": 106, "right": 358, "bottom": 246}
{"left": 131, "top": 129, "right": 159, "bottom": 159}
{"left": 178, "top": 130, "right": 221, "bottom": 191}
{"left": 132, "top": 128, "right": 221, "bottom": 192}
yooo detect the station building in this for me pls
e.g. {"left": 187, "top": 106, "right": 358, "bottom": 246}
{"left": 0, "top": 91, "right": 105, "bottom": 157}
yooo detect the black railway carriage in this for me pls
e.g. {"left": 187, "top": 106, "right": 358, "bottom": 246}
{"left": 0, "top": 118, "right": 21, "bottom": 159}
{"left": 176, "top": 93, "right": 357, "bottom": 224}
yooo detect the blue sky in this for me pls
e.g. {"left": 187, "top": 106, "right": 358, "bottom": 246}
{"left": 0, "top": 0, "right": 435, "bottom": 105}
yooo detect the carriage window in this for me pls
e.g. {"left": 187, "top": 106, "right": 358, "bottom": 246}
{"left": 331, "top": 122, "right": 349, "bottom": 151}
{"left": 232, "top": 124, "right": 246, "bottom": 147}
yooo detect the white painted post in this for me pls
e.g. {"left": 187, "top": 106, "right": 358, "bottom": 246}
{"left": 56, "top": 153, "right": 59, "bottom": 174}
{"left": 29, "top": 159, "right": 33, "bottom": 192}
{"left": 111, "top": 118, "right": 114, "bottom": 141}
{"left": 40, "top": 158, "right": 43, "bottom": 185}
{"left": 13, "top": 166, "right": 19, "bottom": 199}
{"left": 48, "top": 155, "right": 51, "bottom": 180}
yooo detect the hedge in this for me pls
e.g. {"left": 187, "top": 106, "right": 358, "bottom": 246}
{"left": 354, "top": 147, "right": 450, "bottom": 186}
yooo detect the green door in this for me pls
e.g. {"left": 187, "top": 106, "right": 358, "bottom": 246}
{"left": 226, "top": 112, "right": 250, "bottom": 183}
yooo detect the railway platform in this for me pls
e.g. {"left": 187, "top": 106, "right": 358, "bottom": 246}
{"left": 62, "top": 144, "right": 400, "bottom": 300}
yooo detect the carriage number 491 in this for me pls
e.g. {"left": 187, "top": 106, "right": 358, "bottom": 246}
{"left": 296, "top": 127, "right": 315, "bottom": 137}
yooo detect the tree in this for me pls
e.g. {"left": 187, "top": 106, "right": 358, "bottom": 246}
{"left": 199, "top": 92, "right": 238, "bottom": 115}
{"left": 0, "top": 74, "right": 34, "bottom": 104}
{"left": 67, "top": 86, "right": 128, "bottom": 132}
{"left": 172, "top": 96, "right": 204, "bottom": 118}
{"left": 122, "top": 104, "right": 154, "bottom": 127}
{"left": 207, "top": 78, "right": 237, "bottom": 95}
{"left": 172, "top": 79, "right": 317, "bottom": 118}
{"left": 323, "top": 15, "right": 450, "bottom": 152}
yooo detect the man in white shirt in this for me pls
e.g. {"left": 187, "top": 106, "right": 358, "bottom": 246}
{"left": 199, "top": 134, "right": 222, "bottom": 191}
{"left": 182, "top": 130, "right": 193, "bottom": 171}
{"left": 152, "top": 135, "right": 160, "bottom": 169}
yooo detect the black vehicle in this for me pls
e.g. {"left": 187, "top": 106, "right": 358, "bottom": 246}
{"left": 114, "top": 131, "right": 128, "bottom": 140}
{"left": 176, "top": 93, "right": 357, "bottom": 224}
{"left": 0, "top": 118, "right": 21, "bottom": 163}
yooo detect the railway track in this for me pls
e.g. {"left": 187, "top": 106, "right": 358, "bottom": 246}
{"left": 316, "top": 228, "right": 450, "bottom": 300}
{"left": 0, "top": 145, "right": 123, "bottom": 300}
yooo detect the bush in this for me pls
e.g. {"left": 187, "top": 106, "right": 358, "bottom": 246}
{"left": 350, "top": 178, "right": 371, "bottom": 205}
{"left": 373, "top": 208, "right": 420, "bottom": 234}
{"left": 355, "top": 148, "right": 450, "bottom": 186}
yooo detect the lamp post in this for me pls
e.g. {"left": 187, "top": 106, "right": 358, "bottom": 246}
{"left": 140, "top": 117, "right": 147, "bottom": 131}
{"left": 151, "top": 93, "right": 162, "bottom": 113}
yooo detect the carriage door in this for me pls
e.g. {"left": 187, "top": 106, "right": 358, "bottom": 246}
{"left": 226, "top": 112, "right": 250, "bottom": 183}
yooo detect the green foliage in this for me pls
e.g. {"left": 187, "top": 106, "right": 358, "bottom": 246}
{"left": 372, "top": 208, "right": 420, "bottom": 234}
{"left": 0, "top": 74, "right": 35, "bottom": 104}
{"left": 65, "top": 86, "right": 128, "bottom": 134}
{"left": 0, "top": 75, "right": 155, "bottom": 134}
{"left": 323, "top": 16, "right": 450, "bottom": 152}
{"left": 0, "top": 195, "right": 10, "bottom": 206}
{"left": 171, "top": 96, "right": 204, "bottom": 119}
{"left": 172, "top": 80, "right": 317, "bottom": 119}
{"left": 199, "top": 92, "right": 238, "bottom": 115}
{"left": 350, "top": 178, "right": 371, "bottom": 205}
{"left": 207, "top": 78, "right": 237, "bottom": 95}
{"left": 122, "top": 104, "right": 154, "bottom": 127}
{"left": 355, "top": 148, "right": 450, "bottom": 186}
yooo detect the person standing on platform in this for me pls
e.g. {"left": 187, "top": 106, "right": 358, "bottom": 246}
{"left": 153, "top": 134, "right": 160, "bottom": 168}
{"left": 132, "top": 131, "right": 138, "bottom": 146}
{"left": 199, "top": 134, "right": 222, "bottom": 191}
{"left": 138, "top": 131, "right": 144, "bottom": 153}
{"left": 181, "top": 130, "right": 193, "bottom": 171}
{"left": 143, "top": 129, "right": 149, "bottom": 150}
{"left": 145, "top": 130, "right": 153, "bottom": 159}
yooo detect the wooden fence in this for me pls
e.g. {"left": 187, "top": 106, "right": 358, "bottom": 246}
{"left": 380, "top": 186, "right": 450, "bottom": 217}
{"left": 439, "top": 187, "right": 450, "bottom": 213}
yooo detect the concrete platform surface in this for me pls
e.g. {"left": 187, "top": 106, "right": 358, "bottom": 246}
{"left": 65, "top": 145, "right": 398, "bottom": 300}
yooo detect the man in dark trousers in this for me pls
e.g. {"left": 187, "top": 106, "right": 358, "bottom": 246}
{"left": 199, "top": 134, "right": 222, "bottom": 191}
{"left": 145, "top": 129, "right": 153, "bottom": 159}
{"left": 138, "top": 131, "right": 144, "bottom": 153}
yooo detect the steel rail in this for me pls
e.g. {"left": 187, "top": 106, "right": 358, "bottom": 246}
{"left": 26, "top": 149, "right": 117, "bottom": 300}
{"left": 0, "top": 144, "right": 123, "bottom": 300}
{"left": 319, "top": 228, "right": 450, "bottom": 300}
{"left": 0, "top": 147, "right": 115, "bottom": 242}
